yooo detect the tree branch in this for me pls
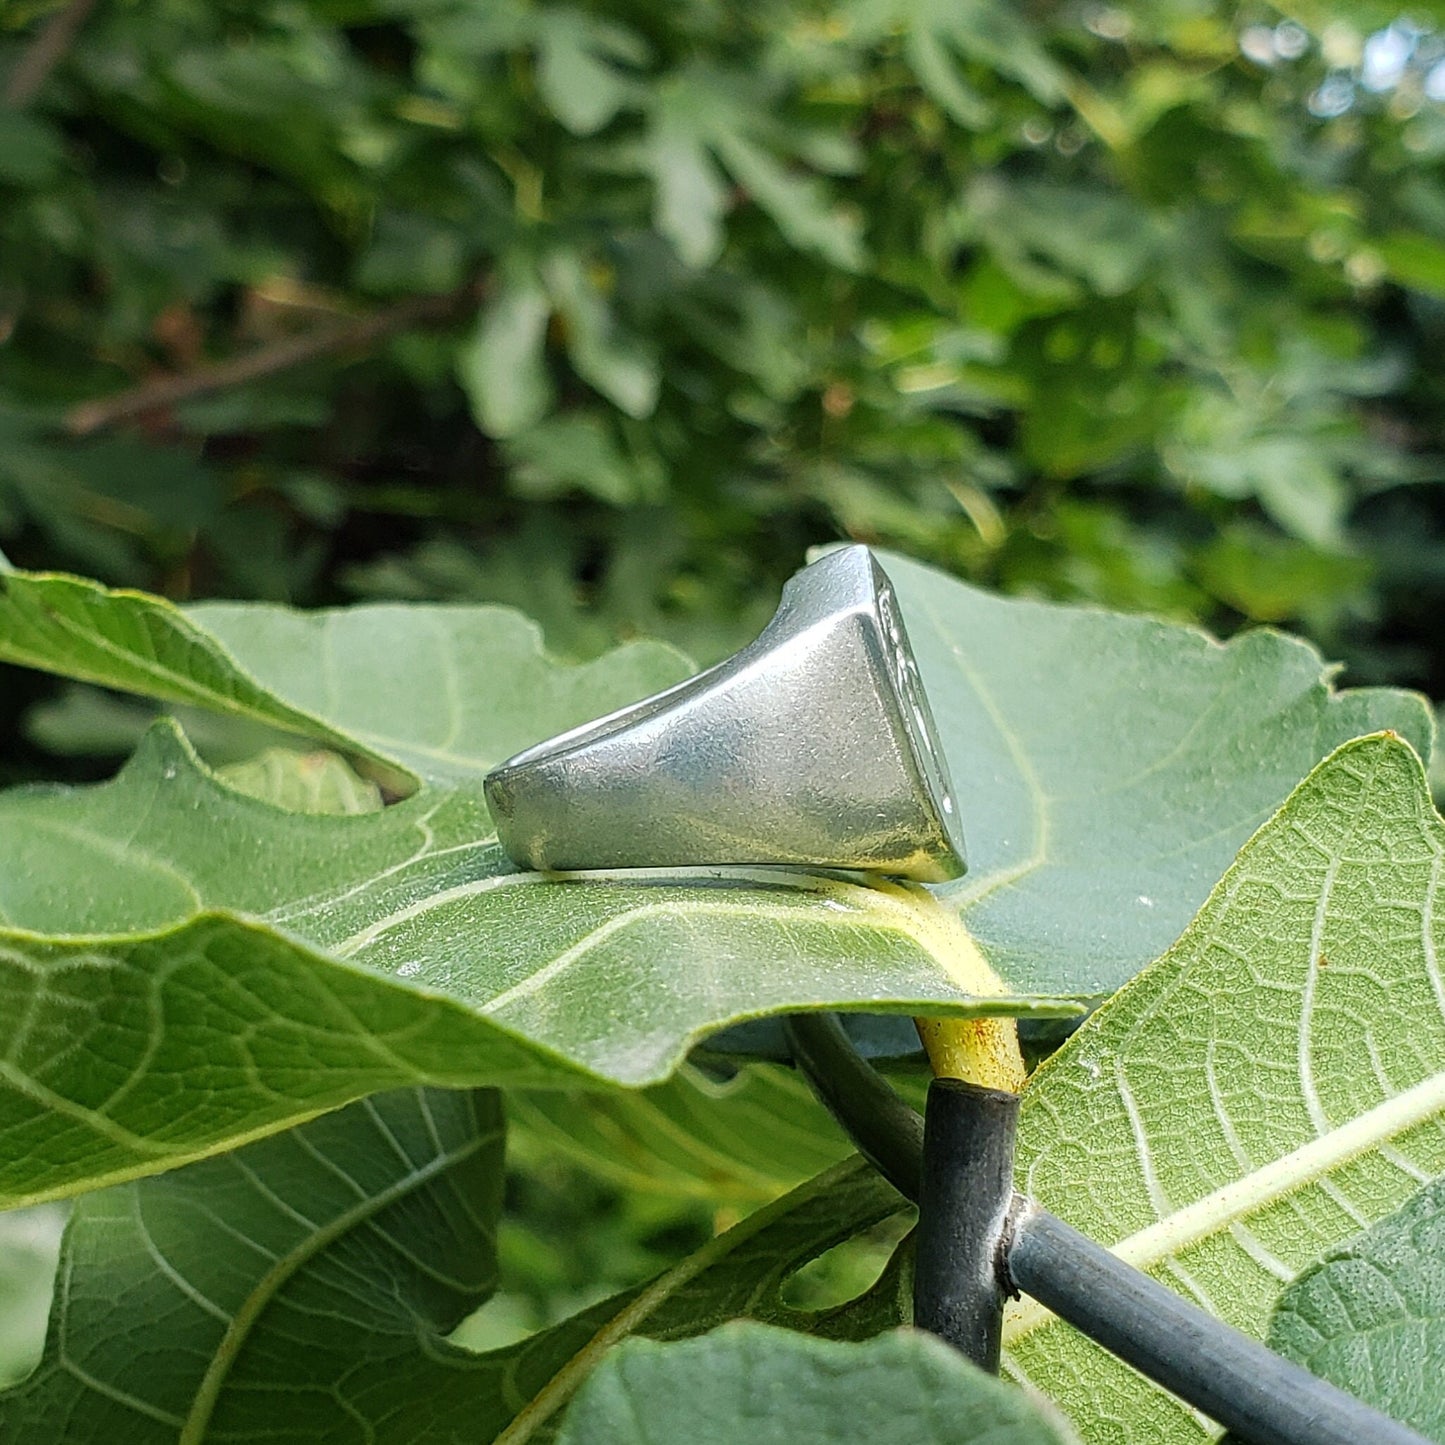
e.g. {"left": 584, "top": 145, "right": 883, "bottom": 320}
{"left": 4, "top": 0, "right": 98, "bottom": 110}
{"left": 65, "top": 281, "right": 484, "bottom": 436}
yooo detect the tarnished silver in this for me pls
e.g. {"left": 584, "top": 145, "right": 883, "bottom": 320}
{"left": 483, "top": 545, "right": 967, "bottom": 882}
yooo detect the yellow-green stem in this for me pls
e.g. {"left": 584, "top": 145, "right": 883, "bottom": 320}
{"left": 852, "top": 881, "right": 1027, "bottom": 1092}
{"left": 914, "top": 1014, "right": 1026, "bottom": 1093}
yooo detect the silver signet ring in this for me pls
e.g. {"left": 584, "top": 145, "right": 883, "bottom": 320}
{"left": 483, "top": 545, "right": 967, "bottom": 883}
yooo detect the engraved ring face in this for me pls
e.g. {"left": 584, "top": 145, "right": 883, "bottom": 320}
{"left": 483, "top": 546, "right": 967, "bottom": 883}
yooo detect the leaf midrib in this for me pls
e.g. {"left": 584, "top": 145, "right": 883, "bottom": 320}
{"left": 1003, "top": 1066, "right": 1445, "bottom": 1342}
{"left": 179, "top": 1107, "right": 500, "bottom": 1445}
{"left": 5, "top": 588, "right": 321, "bottom": 741}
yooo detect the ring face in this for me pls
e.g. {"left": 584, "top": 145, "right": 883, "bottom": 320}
{"left": 484, "top": 545, "right": 968, "bottom": 883}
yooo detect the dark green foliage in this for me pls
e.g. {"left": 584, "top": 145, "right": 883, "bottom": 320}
{"left": 3, "top": 0, "right": 1445, "bottom": 698}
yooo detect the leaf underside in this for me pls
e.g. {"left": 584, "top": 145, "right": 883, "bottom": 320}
{"left": 2, "top": 1086, "right": 506, "bottom": 1443}
{"left": 1003, "top": 735, "right": 1445, "bottom": 1443}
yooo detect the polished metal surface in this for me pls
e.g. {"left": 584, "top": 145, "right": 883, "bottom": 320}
{"left": 483, "top": 545, "right": 967, "bottom": 882}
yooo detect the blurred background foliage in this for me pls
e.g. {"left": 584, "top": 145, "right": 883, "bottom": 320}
{"left": 4, "top": 0, "right": 1445, "bottom": 728}
{"left": 6, "top": 0, "right": 1445, "bottom": 1379}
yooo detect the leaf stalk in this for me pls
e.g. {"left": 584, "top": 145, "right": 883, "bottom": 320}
{"left": 914, "top": 1014, "right": 1026, "bottom": 1092}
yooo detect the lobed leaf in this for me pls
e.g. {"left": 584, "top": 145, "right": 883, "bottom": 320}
{"left": 879, "top": 551, "right": 1433, "bottom": 995}
{"left": 1, "top": 1149, "right": 908, "bottom": 1443}
{"left": 0, "top": 569, "right": 412, "bottom": 795}
{"left": 185, "top": 597, "right": 690, "bottom": 786}
{"left": 462, "top": 1155, "right": 912, "bottom": 1444}
{"left": 0, "top": 722, "right": 1055, "bottom": 1205}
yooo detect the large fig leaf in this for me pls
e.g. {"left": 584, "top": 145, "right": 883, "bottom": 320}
{"left": 0, "top": 721, "right": 1051, "bottom": 1206}
{"left": 0, "top": 569, "right": 414, "bottom": 795}
{"left": 554, "top": 1322, "right": 1078, "bottom": 1445}
{"left": 1002, "top": 735, "right": 1445, "bottom": 1442}
{"left": 0, "top": 556, "right": 1428, "bottom": 1203}
{"left": 0, "top": 568, "right": 689, "bottom": 790}
{"left": 4, "top": 556, "right": 1427, "bottom": 983}
{"left": 453, "top": 1155, "right": 912, "bottom": 1444}
{"left": 0, "top": 1150, "right": 908, "bottom": 1443}
{"left": 185, "top": 597, "right": 685, "bottom": 785}
{"left": 880, "top": 552, "right": 1432, "bottom": 994}
{"left": 1, "top": 1087, "right": 504, "bottom": 1443}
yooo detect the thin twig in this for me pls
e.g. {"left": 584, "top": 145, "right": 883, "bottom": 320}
{"left": 3, "top": 0, "right": 98, "bottom": 109}
{"left": 65, "top": 281, "right": 485, "bottom": 436}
